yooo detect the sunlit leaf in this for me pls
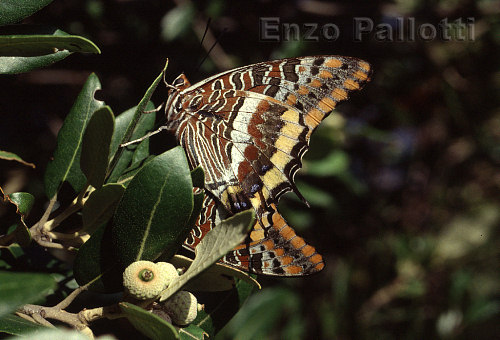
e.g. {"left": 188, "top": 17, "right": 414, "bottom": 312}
{"left": 160, "top": 209, "right": 255, "bottom": 302}
{"left": 0, "top": 151, "right": 35, "bottom": 168}
{"left": 0, "top": 271, "right": 56, "bottom": 318}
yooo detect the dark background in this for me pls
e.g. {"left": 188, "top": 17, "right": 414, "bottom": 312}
{"left": 1, "top": 0, "right": 499, "bottom": 339}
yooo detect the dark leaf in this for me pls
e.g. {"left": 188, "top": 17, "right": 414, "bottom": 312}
{"left": 44, "top": 73, "right": 104, "bottom": 199}
{"left": 108, "top": 60, "right": 168, "bottom": 181}
{"left": 0, "top": 0, "right": 54, "bottom": 26}
{"left": 112, "top": 146, "right": 193, "bottom": 267}
{"left": 82, "top": 183, "right": 125, "bottom": 233}
{"left": 73, "top": 221, "right": 122, "bottom": 293}
{"left": 107, "top": 103, "right": 155, "bottom": 184}
{"left": 81, "top": 106, "right": 115, "bottom": 189}
{"left": 119, "top": 302, "right": 179, "bottom": 340}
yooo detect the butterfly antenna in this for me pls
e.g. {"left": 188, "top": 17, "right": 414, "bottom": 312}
{"left": 195, "top": 27, "right": 227, "bottom": 74}
{"left": 199, "top": 18, "right": 212, "bottom": 52}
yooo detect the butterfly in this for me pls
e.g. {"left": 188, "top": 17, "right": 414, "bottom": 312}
{"left": 163, "top": 55, "right": 372, "bottom": 276}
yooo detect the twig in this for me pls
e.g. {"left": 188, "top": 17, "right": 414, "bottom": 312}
{"left": 55, "top": 284, "right": 90, "bottom": 310}
{"left": 31, "top": 194, "right": 58, "bottom": 233}
{"left": 80, "top": 305, "right": 123, "bottom": 323}
{"left": 36, "top": 239, "right": 78, "bottom": 252}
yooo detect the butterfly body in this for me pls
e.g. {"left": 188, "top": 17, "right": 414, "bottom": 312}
{"left": 165, "top": 55, "right": 372, "bottom": 276}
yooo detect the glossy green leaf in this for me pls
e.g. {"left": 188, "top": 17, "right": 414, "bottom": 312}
{"left": 73, "top": 221, "right": 122, "bottom": 293}
{"left": 116, "top": 155, "right": 155, "bottom": 187}
{"left": 0, "top": 32, "right": 100, "bottom": 57}
{"left": 81, "top": 106, "right": 115, "bottom": 189}
{"left": 112, "top": 146, "right": 193, "bottom": 267}
{"left": 179, "top": 324, "right": 206, "bottom": 340}
{"left": 108, "top": 61, "right": 168, "bottom": 181}
{"left": 0, "top": 50, "right": 70, "bottom": 74}
{"left": 0, "top": 0, "right": 54, "bottom": 26}
{"left": 0, "top": 150, "right": 35, "bottom": 168}
{"left": 3, "top": 191, "right": 34, "bottom": 216}
{"left": 82, "top": 184, "right": 125, "bottom": 233}
{"left": 107, "top": 103, "right": 155, "bottom": 183}
{"left": 160, "top": 209, "right": 255, "bottom": 302}
{"left": 0, "top": 314, "right": 46, "bottom": 336}
{"left": 44, "top": 73, "right": 104, "bottom": 199}
{"left": 193, "top": 278, "right": 255, "bottom": 337}
{"left": 0, "top": 271, "right": 56, "bottom": 317}
{"left": 119, "top": 302, "right": 179, "bottom": 340}
{"left": 5, "top": 192, "right": 34, "bottom": 246}
{"left": 0, "top": 29, "right": 99, "bottom": 74}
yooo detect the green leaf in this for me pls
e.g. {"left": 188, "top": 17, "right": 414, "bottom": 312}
{"left": 81, "top": 106, "right": 115, "bottom": 189}
{"left": 2, "top": 192, "right": 34, "bottom": 216}
{"left": 108, "top": 61, "right": 168, "bottom": 181}
{"left": 0, "top": 150, "right": 35, "bottom": 168}
{"left": 170, "top": 255, "right": 260, "bottom": 292}
{"left": 116, "top": 155, "right": 155, "bottom": 187}
{"left": 0, "top": 29, "right": 99, "bottom": 74}
{"left": 0, "top": 50, "right": 70, "bottom": 74}
{"left": 0, "top": 314, "right": 46, "bottom": 336}
{"left": 0, "top": 271, "right": 56, "bottom": 318}
{"left": 82, "top": 184, "right": 125, "bottom": 233}
{"left": 179, "top": 324, "right": 207, "bottom": 340}
{"left": 73, "top": 222, "right": 122, "bottom": 293}
{"left": 190, "top": 167, "right": 205, "bottom": 189}
{"left": 119, "top": 302, "right": 179, "bottom": 340}
{"left": 112, "top": 147, "right": 194, "bottom": 267}
{"left": 0, "top": 32, "right": 101, "bottom": 57}
{"left": 0, "top": 189, "right": 33, "bottom": 246}
{"left": 44, "top": 73, "right": 104, "bottom": 199}
{"left": 107, "top": 103, "right": 155, "bottom": 183}
{"left": 7, "top": 196, "right": 33, "bottom": 246}
{"left": 0, "top": 0, "right": 54, "bottom": 26}
{"left": 160, "top": 210, "right": 255, "bottom": 302}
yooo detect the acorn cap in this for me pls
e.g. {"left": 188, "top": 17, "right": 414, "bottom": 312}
{"left": 123, "top": 260, "right": 168, "bottom": 300}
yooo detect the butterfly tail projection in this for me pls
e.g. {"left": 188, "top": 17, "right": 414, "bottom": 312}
{"left": 183, "top": 193, "right": 324, "bottom": 276}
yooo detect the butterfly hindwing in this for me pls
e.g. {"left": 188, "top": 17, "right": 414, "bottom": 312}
{"left": 183, "top": 192, "right": 324, "bottom": 276}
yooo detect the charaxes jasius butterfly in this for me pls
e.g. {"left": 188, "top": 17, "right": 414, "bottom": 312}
{"left": 163, "top": 55, "right": 372, "bottom": 276}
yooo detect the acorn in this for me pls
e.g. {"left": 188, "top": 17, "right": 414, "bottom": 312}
{"left": 163, "top": 290, "right": 198, "bottom": 326}
{"left": 122, "top": 260, "right": 167, "bottom": 300}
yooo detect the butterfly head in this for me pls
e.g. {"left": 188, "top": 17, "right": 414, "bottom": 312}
{"left": 170, "top": 74, "right": 191, "bottom": 92}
